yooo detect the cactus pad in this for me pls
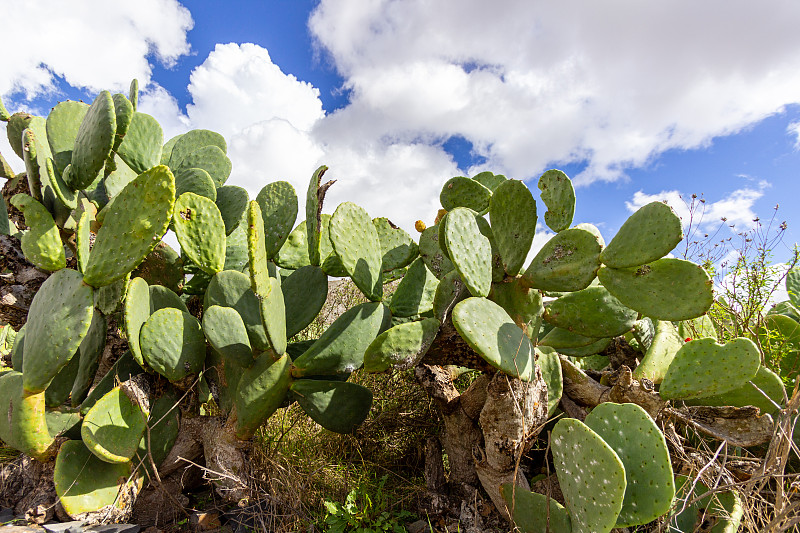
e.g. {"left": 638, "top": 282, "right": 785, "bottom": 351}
{"left": 660, "top": 338, "right": 761, "bottom": 400}
{"left": 54, "top": 440, "right": 133, "bottom": 517}
{"left": 685, "top": 366, "right": 785, "bottom": 415}
{"left": 168, "top": 129, "right": 227, "bottom": 169}
{"left": 597, "top": 258, "right": 713, "bottom": 321}
{"left": 544, "top": 286, "right": 637, "bottom": 338}
{"left": 22, "top": 268, "right": 94, "bottom": 393}
{"left": 216, "top": 185, "right": 249, "bottom": 234}
{"left": 282, "top": 265, "right": 328, "bottom": 338}
{"left": 116, "top": 111, "right": 163, "bottom": 174}
{"left": 452, "top": 297, "right": 534, "bottom": 381}
{"left": 633, "top": 320, "right": 683, "bottom": 383}
{"left": 140, "top": 308, "right": 206, "bottom": 382}
{"left": 488, "top": 277, "right": 544, "bottom": 337}
{"left": 551, "top": 418, "right": 626, "bottom": 533}
{"left": 175, "top": 167, "right": 217, "bottom": 201}
{"left": 203, "top": 305, "right": 254, "bottom": 368}
{"left": 523, "top": 227, "right": 602, "bottom": 292}
{"left": 537, "top": 347, "right": 563, "bottom": 417}
{"left": 124, "top": 277, "right": 151, "bottom": 367}
{"left": 500, "top": 484, "right": 572, "bottom": 533}
{"left": 205, "top": 270, "right": 270, "bottom": 351}
{"left": 364, "top": 318, "right": 440, "bottom": 373}
{"left": 174, "top": 192, "right": 226, "bottom": 274}
{"left": 538, "top": 169, "right": 575, "bottom": 232}
{"left": 292, "top": 301, "right": 387, "bottom": 378}
{"left": 259, "top": 276, "right": 287, "bottom": 356}
{"left": 489, "top": 179, "right": 537, "bottom": 276}
{"left": 83, "top": 165, "right": 175, "bottom": 287}
{"left": 584, "top": 402, "right": 674, "bottom": 527}
{"left": 10, "top": 194, "right": 66, "bottom": 271}
{"left": 306, "top": 165, "right": 331, "bottom": 266}
{"left": 329, "top": 201, "right": 384, "bottom": 301}
{"left": 69, "top": 90, "right": 116, "bottom": 189}
{"left": 46, "top": 100, "right": 89, "bottom": 177}
{"left": 432, "top": 269, "right": 468, "bottom": 322}
{"left": 70, "top": 312, "right": 107, "bottom": 406}
{"left": 256, "top": 181, "right": 298, "bottom": 258}
{"left": 174, "top": 145, "right": 231, "bottom": 187}
{"left": 440, "top": 176, "right": 492, "bottom": 213}
{"left": 82, "top": 384, "right": 149, "bottom": 463}
{"left": 443, "top": 208, "right": 492, "bottom": 297}
{"left": 235, "top": 353, "right": 292, "bottom": 439}
{"left": 389, "top": 258, "right": 439, "bottom": 317}
{"left": 600, "top": 201, "right": 682, "bottom": 268}
{"left": 472, "top": 171, "right": 507, "bottom": 192}
{"left": 291, "top": 380, "right": 373, "bottom": 433}
{"left": 418, "top": 224, "right": 455, "bottom": 279}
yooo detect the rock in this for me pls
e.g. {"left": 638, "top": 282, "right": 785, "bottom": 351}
{"left": 42, "top": 522, "right": 85, "bottom": 533}
{"left": 84, "top": 525, "right": 140, "bottom": 533}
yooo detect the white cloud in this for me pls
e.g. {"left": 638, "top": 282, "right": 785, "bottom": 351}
{"left": 0, "top": 0, "right": 192, "bottom": 99}
{"left": 309, "top": 0, "right": 800, "bottom": 184}
{"left": 625, "top": 183, "right": 769, "bottom": 233}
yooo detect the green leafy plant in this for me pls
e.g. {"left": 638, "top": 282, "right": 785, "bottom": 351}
{"left": 322, "top": 475, "right": 415, "bottom": 533}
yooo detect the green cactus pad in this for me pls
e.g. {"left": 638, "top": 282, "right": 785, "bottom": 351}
{"left": 259, "top": 276, "right": 287, "bottom": 356}
{"left": 124, "top": 277, "right": 152, "bottom": 367}
{"left": 584, "top": 402, "right": 674, "bottom": 527}
{"left": 149, "top": 285, "right": 188, "bottom": 314}
{"left": 10, "top": 388, "right": 55, "bottom": 459}
{"left": 600, "top": 201, "right": 683, "bottom": 268}
{"left": 160, "top": 134, "right": 183, "bottom": 165}
{"left": 215, "top": 185, "right": 249, "bottom": 235}
{"left": 537, "top": 347, "right": 563, "bottom": 417}
{"left": 83, "top": 165, "right": 175, "bottom": 287}
{"left": 135, "top": 390, "right": 181, "bottom": 477}
{"left": 389, "top": 258, "right": 439, "bottom": 317}
{"left": 472, "top": 171, "right": 507, "bottom": 192}
{"left": 633, "top": 320, "right": 684, "bottom": 383}
{"left": 660, "top": 337, "right": 760, "bottom": 400}
{"left": 247, "top": 201, "right": 272, "bottom": 298}
{"left": 54, "top": 439, "right": 133, "bottom": 517}
{"left": 787, "top": 267, "right": 800, "bottom": 307}
{"left": 306, "top": 165, "right": 331, "bottom": 266}
{"left": 597, "top": 258, "right": 713, "bottom": 321}
{"left": 174, "top": 192, "right": 226, "bottom": 274}
{"left": 432, "top": 269, "right": 468, "bottom": 322}
{"left": 168, "top": 129, "right": 227, "bottom": 169}
{"left": 500, "top": 484, "right": 572, "bottom": 533}
{"left": 544, "top": 286, "right": 637, "bottom": 338}
{"left": 670, "top": 475, "right": 743, "bottom": 533}
{"left": 70, "top": 311, "right": 107, "bottom": 406}
{"left": 291, "top": 380, "right": 373, "bottom": 434}
{"left": 678, "top": 314, "right": 718, "bottom": 341}
{"left": 75, "top": 211, "right": 92, "bottom": 273}
{"left": 140, "top": 308, "right": 206, "bottom": 382}
{"left": 684, "top": 366, "right": 785, "bottom": 415}
{"left": 292, "top": 302, "right": 387, "bottom": 378}
{"left": 364, "top": 318, "right": 440, "bottom": 373}
{"left": 523, "top": 228, "right": 602, "bottom": 292}
{"left": 274, "top": 219, "right": 310, "bottom": 269}
{"left": 6, "top": 112, "right": 39, "bottom": 160}
{"left": 203, "top": 305, "right": 254, "bottom": 368}
{"left": 82, "top": 384, "right": 149, "bottom": 463}
{"left": 489, "top": 277, "right": 544, "bottom": 337}
{"left": 205, "top": 270, "right": 270, "bottom": 351}
{"left": 0, "top": 371, "right": 22, "bottom": 447}
{"left": 373, "top": 217, "right": 418, "bottom": 272}
{"left": 418, "top": 224, "right": 455, "bottom": 279}
{"left": 22, "top": 268, "right": 94, "bottom": 393}
{"left": 475, "top": 216, "right": 506, "bottom": 283}
{"left": 131, "top": 242, "right": 183, "bottom": 292}
{"left": 256, "top": 181, "right": 298, "bottom": 258}
{"left": 489, "top": 179, "right": 537, "bottom": 276}
{"left": 79, "top": 351, "right": 143, "bottom": 415}
{"left": 538, "top": 327, "right": 599, "bottom": 349}
{"left": 46, "top": 100, "right": 89, "bottom": 177}
{"left": 558, "top": 338, "right": 613, "bottom": 358}
{"left": 116, "top": 112, "right": 163, "bottom": 174}
{"left": 175, "top": 167, "right": 217, "bottom": 201}
{"left": 330, "top": 201, "right": 384, "bottom": 301}
{"left": 538, "top": 169, "right": 575, "bottom": 232}
{"left": 443, "top": 207, "right": 492, "bottom": 297}
{"left": 452, "top": 297, "right": 534, "bottom": 381}
{"left": 103, "top": 155, "right": 138, "bottom": 200}
{"left": 22, "top": 128, "right": 45, "bottom": 202}
{"left": 111, "top": 93, "right": 134, "bottom": 152}
{"left": 235, "top": 353, "right": 292, "bottom": 439}
{"left": 282, "top": 265, "right": 328, "bottom": 338}
{"left": 10, "top": 194, "right": 66, "bottom": 271}
{"left": 69, "top": 90, "right": 116, "bottom": 189}
{"left": 174, "top": 145, "right": 231, "bottom": 187}
{"left": 551, "top": 418, "right": 626, "bottom": 533}
{"left": 45, "top": 350, "right": 81, "bottom": 407}
{"left": 224, "top": 210, "right": 250, "bottom": 271}
{"left": 440, "top": 176, "right": 492, "bottom": 213}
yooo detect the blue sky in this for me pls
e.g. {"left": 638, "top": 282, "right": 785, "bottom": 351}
{"left": 2, "top": 0, "right": 800, "bottom": 268}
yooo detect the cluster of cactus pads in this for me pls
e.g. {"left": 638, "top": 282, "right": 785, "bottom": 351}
{"left": 0, "top": 83, "right": 791, "bottom": 530}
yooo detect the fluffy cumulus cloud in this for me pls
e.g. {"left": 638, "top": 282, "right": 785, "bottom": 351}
{"left": 309, "top": 0, "right": 800, "bottom": 184}
{"left": 625, "top": 182, "right": 770, "bottom": 232}
{"left": 0, "top": 0, "right": 192, "bottom": 99}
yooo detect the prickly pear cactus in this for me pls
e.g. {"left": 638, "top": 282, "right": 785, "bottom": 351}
{"left": 0, "top": 84, "right": 762, "bottom": 530}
